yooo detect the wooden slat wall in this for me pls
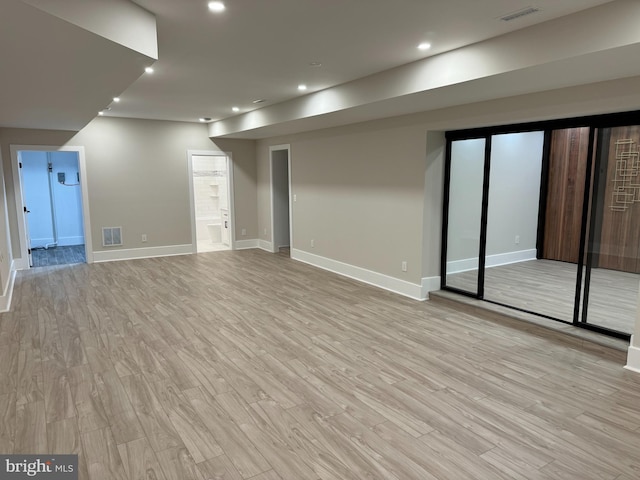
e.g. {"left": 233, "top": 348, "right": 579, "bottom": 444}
{"left": 542, "top": 127, "right": 590, "bottom": 263}
{"left": 596, "top": 125, "right": 640, "bottom": 273}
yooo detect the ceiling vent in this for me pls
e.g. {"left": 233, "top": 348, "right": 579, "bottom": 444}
{"left": 499, "top": 6, "right": 540, "bottom": 22}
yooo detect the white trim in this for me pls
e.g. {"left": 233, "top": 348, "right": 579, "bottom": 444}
{"left": 13, "top": 257, "right": 29, "bottom": 271}
{"left": 92, "top": 244, "right": 192, "bottom": 263}
{"left": 259, "top": 240, "right": 273, "bottom": 252}
{"left": 446, "top": 248, "right": 537, "bottom": 274}
{"left": 625, "top": 338, "right": 640, "bottom": 374}
{"left": 187, "top": 150, "right": 236, "bottom": 253}
{"left": 421, "top": 276, "right": 441, "bottom": 299}
{"left": 10, "top": 145, "right": 94, "bottom": 265}
{"left": 234, "top": 239, "right": 258, "bottom": 250}
{"left": 0, "top": 265, "right": 17, "bottom": 313}
{"left": 291, "top": 248, "right": 424, "bottom": 301}
{"left": 269, "top": 144, "right": 292, "bottom": 254}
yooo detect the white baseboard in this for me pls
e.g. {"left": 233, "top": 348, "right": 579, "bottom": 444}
{"left": 291, "top": 248, "right": 425, "bottom": 301}
{"left": 625, "top": 338, "right": 640, "bottom": 374}
{"left": 13, "top": 257, "right": 29, "bottom": 270}
{"left": 421, "top": 276, "right": 441, "bottom": 299}
{"left": 234, "top": 239, "right": 258, "bottom": 250}
{"left": 259, "top": 240, "right": 273, "bottom": 252}
{"left": 92, "top": 244, "right": 193, "bottom": 263}
{"left": 0, "top": 263, "right": 17, "bottom": 313}
{"left": 447, "top": 249, "right": 537, "bottom": 274}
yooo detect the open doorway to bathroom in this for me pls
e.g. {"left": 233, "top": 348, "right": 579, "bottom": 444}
{"left": 188, "top": 151, "right": 234, "bottom": 253}
{"left": 11, "top": 146, "right": 92, "bottom": 268}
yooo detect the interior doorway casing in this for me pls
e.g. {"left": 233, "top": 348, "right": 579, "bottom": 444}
{"left": 10, "top": 145, "right": 93, "bottom": 269}
{"left": 269, "top": 144, "right": 292, "bottom": 254}
{"left": 187, "top": 149, "right": 236, "bottom": 253}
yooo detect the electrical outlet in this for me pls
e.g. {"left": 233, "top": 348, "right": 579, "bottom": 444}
{"left": 311, "top": 239, "right": 315, "bottom": 248}
{"left": 401, "top": 261, "right": 407, "bottom": 272}
{"left": 515, "top": 235, "right": 520, "bottom": 245}
{"left": 141, "top": 234, "right": 147, "bottom": 242}
{"left": 293, "top": 194, "right": 297, "bottom": 202}
{"left": 241, "top": 228, "right": 246, "bottom": 236}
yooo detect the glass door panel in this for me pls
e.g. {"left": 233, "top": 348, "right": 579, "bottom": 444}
{"left": 582, "top": 126, "right": 640, "bottom": 334}
{"left": 445, "top": 138, "right": 485, "bottom": 294}
{"left": 482, "top": 129, "right": 592, "bottom": 323}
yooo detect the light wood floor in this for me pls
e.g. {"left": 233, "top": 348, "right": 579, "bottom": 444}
{"left": 2, "top": 250, "right": 640, "bottom": 480}
{"left": 447, "top": 259, "right": 639, "bottom": 334}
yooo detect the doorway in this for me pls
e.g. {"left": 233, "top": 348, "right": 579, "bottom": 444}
{"left": 188, "top": 151, "right": 235, "bottom": 253}
{"left": 270, "top": 145, "right": 291, "bottom": 255}
{"left": 11, "top": 146, "right": 93, "bottom": 268}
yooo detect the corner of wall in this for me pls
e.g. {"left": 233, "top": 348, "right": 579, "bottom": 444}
{"left": 626, "top": 335, "right": 640, "bottom": 374}
{"left": 0, "top": 260, "right": 17, "bottom": 313}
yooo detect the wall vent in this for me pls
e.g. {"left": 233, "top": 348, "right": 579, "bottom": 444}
{"left": 102, "top": 227, "right": 123, "bottom": 247}
{"left": 499, "top": 6, "right": 540, "bottom": 22}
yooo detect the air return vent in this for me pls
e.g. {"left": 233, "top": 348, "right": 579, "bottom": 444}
{"left": 499, "top": 6, "right": 540, "bottom": 22}
{"left": 102, "top": 227, "right": 123, "bottom": 247}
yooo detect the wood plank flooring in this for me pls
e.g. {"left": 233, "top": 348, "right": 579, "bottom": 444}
{"left": 1, "top": 249, "right": 640, "bottom": 480}
{"left": 447, "top": 259, "right": 639, "bottom": 334}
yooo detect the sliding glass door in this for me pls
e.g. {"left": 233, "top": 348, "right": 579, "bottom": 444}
{"left": 442, "top": 112, "right": 640, "bottom": 339}
{"left": 581, "top": 126, "right": 640, "bottom": 335}
{"left": 444, "top": 138, "right": 486, "bottom": 296}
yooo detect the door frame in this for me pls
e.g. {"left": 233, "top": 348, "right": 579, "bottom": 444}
{"left": 187, "top": 149, "right": 236, "bottom": 253}
{"left": 10, "top": 145, "right": 93, "bottom": 269}
{"left": 269, "top": 144, "right": 292, "bottom": 254}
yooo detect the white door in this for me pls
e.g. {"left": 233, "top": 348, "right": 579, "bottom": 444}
{"left": 17, "top": 153, "right": 34, "bottom": 267}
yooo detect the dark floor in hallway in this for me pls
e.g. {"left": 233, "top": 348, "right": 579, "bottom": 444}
{"left": 31, "top": 244, "right": 85, "bottom": 267}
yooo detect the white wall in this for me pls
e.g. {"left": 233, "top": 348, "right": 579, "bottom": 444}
{"left": 0, "top": 118, "right": 258, "bottom": 263}
{"left": 50, "top": 151, "right": 84, "bottom": 246}
{"left": 255, "top": 76, "right": 640, "bottom": 298}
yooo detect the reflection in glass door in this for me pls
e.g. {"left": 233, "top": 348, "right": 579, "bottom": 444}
{"left": 481, "top": 131, "right": 576, "bottom": 320}
{"left": 582, "top": 126, "right": 640, "bottom": 335}
{"left": 444, "top": 138, "right": 486, "bottom": 295}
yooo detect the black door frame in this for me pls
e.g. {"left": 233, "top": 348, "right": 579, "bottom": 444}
{"left": 441, "top": 110, "right": 640, "bottom": 340}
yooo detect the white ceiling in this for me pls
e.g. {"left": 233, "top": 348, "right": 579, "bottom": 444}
{"left": 0, "top": 0, "right": 624, "bottom": 133}
{"left": 111, "top": 0, "right": 614, "bottom": 124}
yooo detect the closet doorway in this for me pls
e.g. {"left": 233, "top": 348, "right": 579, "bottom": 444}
{"left": 11, "top": 145, "right": 93, "bottom": 268}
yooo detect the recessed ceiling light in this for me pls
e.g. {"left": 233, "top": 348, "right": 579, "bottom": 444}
{"left": 232, "top": 107, "right": 240, "bottom": 112}
{"left": 297, "top": 84, "right": 307, "bottom": 91}
{"left": 113, "top": 97, "right": 120, "bottom": 102}
{"left": 145, "top": 67, "right": 154, "bottom": 74}
{"left": 98, "top": 111, "right": 104, "bottom": 116}
{"left": 309, "top": 62, "right": 322, "bottom": 67}
{"left": 252, "top": 99, "right": 266, "bottom": 104}
{"left": 417, "top": 42, "right": 431, "bottom": 51}
{"left": 208, "top": 1, "right": 225, "bottom": 12}
{"left": 199, "top": 117, "right": 212, "bottom": 122}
